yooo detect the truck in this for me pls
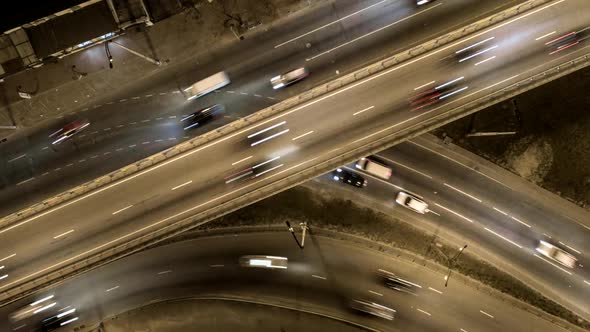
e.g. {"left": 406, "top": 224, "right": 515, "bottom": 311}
{"left": 184, "top": 71, "right": 230, "bottom": 101}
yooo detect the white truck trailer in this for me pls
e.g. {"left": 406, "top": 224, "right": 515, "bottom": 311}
{"left": 184, "top": 71, "right": 230, "bottom": 100}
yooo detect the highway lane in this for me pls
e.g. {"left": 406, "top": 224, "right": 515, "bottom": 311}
{"left": 0, "top": 233, "right": 570, "bottom": 332}
{"left": 0, "top": 0, "right": 523, "bottom": 216}
{"left": 313, "top": 138, "right": 590, "bottom": 319}
{"left": 1, "top": 0, "right": 590, "bottom": 315}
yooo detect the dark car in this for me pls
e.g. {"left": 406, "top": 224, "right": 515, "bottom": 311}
{"left": 49, "top": 119, "right": 90, "bottom": 145}
{"left": 332, "top": 168, "right": 367, "bottom": 188}
{"left": 41, "top": 309, "right": 78, "bottom": 332}
{"left": 545, "top": 29, "right": 588, "bottom": 55}
{"left": 349, "top": 298, "right": 396, "bottom": 320}
{"left": 378, "top": 269, "right": 422, "bottom": 295}
{"left": 224, "top": 156, "right": 283, "bottom": 184}
{"left": 181, "top": 104, "right": 224, "bottom": 130}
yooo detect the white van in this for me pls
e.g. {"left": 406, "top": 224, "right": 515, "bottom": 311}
{"left": 184, "top": 71, "right": 230, "bottom": 101}
{"left": 355, "top": 157, "right": 392, "bottom": 180}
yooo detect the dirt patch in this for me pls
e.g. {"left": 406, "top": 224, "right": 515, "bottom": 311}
{"left": 504, "top": 136, "right": 554, "bottom": 184}
{"left": 433, "top": 65, "right": 590, "bottom": 208}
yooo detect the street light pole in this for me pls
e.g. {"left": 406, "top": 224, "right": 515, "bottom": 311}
{"left": 444, "top": 245, "right": 468, "bottom": 287}
{"left": 285, "top": 221, "right": 308, "bottom": 249}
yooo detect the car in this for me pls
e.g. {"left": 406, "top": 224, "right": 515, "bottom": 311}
{"left": 349, "top": 298, "right": 396, "bottom": 320}
{"left": 246, "top": 120, "right": 289, "bottom": 147}
{"left": 270, "top": 67, "right": 309, "bottom": 89}
{"left": 41, "top": 309, "right": 78, "bottom": 332}
{"left": 454, "top": 36, "right": 497, "bottom": 63}
{"left": 378, "top": 269, "right": 422, "bottom": 294}
{"left": 332, "top": 168, "right": 367, "bottom": 188}
{"left": 180, "top": 104, "right": 224, "bottom": 130}
{"left": 239, "top": 255, "right": 288, "bottom": 269}
{"left": 408, "top": 77, "right": 468, "bottom": 111}
{"left": 395, "top": 191, "right": 428, "bottom": 214}
{"left": 416, "top": 0, "right": 436, "bottom": 5}
{"left": 224, "top": 156, "right": 283, "bottom": 184}
{"left": 544, "top": 30, "right": 587, "bottom": 55}
{"left": 355, "top": 157, "right": 392, "bottom": 180}
{"left": 535, "top": 240, "right": 577, "bottom": 268}
{"left": 49, "top": 119, "right": 90, "bottom": 145}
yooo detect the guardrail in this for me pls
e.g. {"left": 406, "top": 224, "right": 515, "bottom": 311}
{"left": 0, "top": 0, "right": 554, "bottom": 230}
{"left": 0, "top": 0, "right": 575, "bottom": 305}
{"left": 3, "top": 50, "right": 589, "bottom": 307}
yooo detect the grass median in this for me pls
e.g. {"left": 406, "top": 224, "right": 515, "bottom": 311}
{"left": 192, "top": 186, "right": 590, "bottom": 330}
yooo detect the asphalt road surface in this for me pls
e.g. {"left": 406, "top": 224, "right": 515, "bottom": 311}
{"left": 0, "top": 233, "right": 570, "bottom": 332}
{"left": 315, "top": 134, "right": 590, "bottom": 320}
{"left": 0, "top": 0, "right": 589, "bottom": 321}
{"left": 0, "top": 0, "right": 521, "bottom": 215}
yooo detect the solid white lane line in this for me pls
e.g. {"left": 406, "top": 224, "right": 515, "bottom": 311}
{"left": 474, "top": 55, "right": 496, "bottom": 66}
{"left": 434, "top": 203, "right": 474, "bottom": 223}
{"left": 352, "top": 105, "right": 375, "bottom": 116}
{"left": 510, "top": 216, "right": 531, "bottom": 228}
{"left": 376, "top": 155, "right": 433, "bottom": 179}
{"left": 8, "top": 154, "right": 26, "bottom": 163}
{"left": 171, "top": 180, "right": 192, "bottom": 191}
{"left": 232, "top": 155, "right": 253, "bottom": 166}
{"left": 0, "top": 1, "right": 547, "bottom": 242}
{"left": 414, "top": 80, "right": 435, "bottom": 91}
{"left": 484, "top": 228, "right": 522, "bottom": 248}
{"left": 417, "top": 308, "right": 431, "bottom": 316}
{"left": 112, "top": 205, "right": 133, "bottom": 215}
{"left": 210, "top": 264, "right": 224, "bottom": 268}
{"left": 542, "top": 233, "right": 552, "bottom": 238}
{"left": 492, "top": 207, "right": 507, "bottom": 215}
{"left": 443, "top": 183, "right": 482, "bottom": 202}
{"left": 16, "top": 178, "right": 35, "bottom": 186}
{"left": 312, "top": 274, "right": 327, "bottom": 280}
{"left": 428, "top": 209, "right": 440, "bottom": 216}
{"left": 1, "top": 29, "right": 557, "bottom": 290}
{"left": 369, "top": 290, "right": 383, "bottom": 296}
{"left": 157, "top": 270, "right": 172, "bottom": 275}
{"left": 408, "top": 141, "right": 509, "bottom": 188}
{"left": 479, "top": 310, "right": 494, "bottom": 319}
{"left": 535, "top": 31, "right": 556, "bottom": 40}
{"left": 533, "top": 254, "right": 573, "bottom": 275}
{"left": 558, "top": 241, "right": 582, "bottom": 255}
{"left": 106, "top": 286, "right": 119, "bottom": 292}
{"left": 13, "top": 323, "right": 26, "bottom": 330}
{"left": 292, "top": 130, "right": 314, "bottom": 141}
{"left": 274, "top": 0, "right": 388, "bottom": 48}
{"left": 428, "top": 287, "right": 443, "bottom": 294}
{"left": 306, "top": 3, "right": 442, "bottom": 61}
{"left": 53, "top": 229, "right": 75, "bottom": 239}
{"left": 0, "top": 254, "right": 16, "bottom": 262}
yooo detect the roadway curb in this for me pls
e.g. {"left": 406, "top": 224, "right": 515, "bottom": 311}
{"left": 0, "top": 0, "right": 570, "bottom": 307}
{"left": 148, "top": 224, "right": 588, "bottom": 332}
{"left": 96, "top": 295, "right": 381, "bottom": 332}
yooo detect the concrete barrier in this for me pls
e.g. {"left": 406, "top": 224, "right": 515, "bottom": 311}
{"left": 1, "top": 0, "right": 578, "bottom": 305}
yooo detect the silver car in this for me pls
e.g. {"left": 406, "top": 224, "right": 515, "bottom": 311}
{"left": 270, "top": 67, "right": 308, "bottom": 89}
{"left": 239, "top": 255, "right": 288, "bottom": 269}
{"left": 395, "top": 191, "right": 428, "bottom": 214}
{"left": 535, "top": 240, "right": 577, "bottom": 268}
